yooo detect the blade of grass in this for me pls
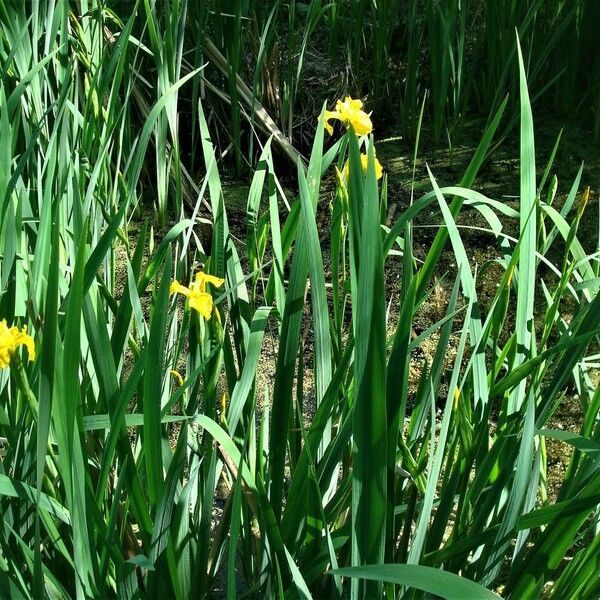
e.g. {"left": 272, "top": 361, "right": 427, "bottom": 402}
{"left": 509, "top": 34, "right": 537, "bottom": 414}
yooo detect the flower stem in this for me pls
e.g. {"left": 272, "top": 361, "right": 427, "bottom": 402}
{"left": 10, "top": 354, "right": 38, "bottom": 419}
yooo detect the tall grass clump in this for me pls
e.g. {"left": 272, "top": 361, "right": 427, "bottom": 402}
{"left": 89, "top": 0, "right": 600, "bottom": 170}
{"left": 0, "top": 1, "right": 599, "bottom": 597}
{"left": 196, "top": 0, "right": 600, "bottom": 158}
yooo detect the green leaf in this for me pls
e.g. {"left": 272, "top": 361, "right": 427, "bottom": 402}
{"left": 538, "top": 429, "right": 600, "bottom": 462}
{"left": 227, "top": 306, "right": 273, "bottom": 434}
{"left": 349, "top": 138, "right": 387, "bottom": 598}
{"left": 143, "top": 251, "right": 172, "bottom": 510}
{"left": 297, "top": 160, "right": 332, "bottom": 441}
{"left": 0, "top": 474, "right": 71, "bottom": 525}
{"left": 330, "top": 564, "right": 502, "bottom": 600}
{"left": 509, "top": 34, "right": 537, "bottom": 414}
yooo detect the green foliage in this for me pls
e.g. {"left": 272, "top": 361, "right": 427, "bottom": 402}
{"left": 0, "top": 2, "right": 598, "bottom": 599}
{"left": 187, "top": 0, "right": 600, "bottom": 148}
{"left": 79, "top": 0, "right": 600, "bottom": 174}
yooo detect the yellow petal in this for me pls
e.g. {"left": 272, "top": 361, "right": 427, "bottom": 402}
{"left": 189, "top": 292, "right": 213, "bottom": 320}
{"left": 577, "top": 186, "right": 590, "bottom": 218}
{"left": 334, "top": 97, "right": 373, "bottom": 135}
{"left": 323, "top": 110, "right": 340, "bottom": 136}
{"left": 337, "top": 97, "right": 364, "bottom": 113}
{"left": 170, "top": 369, "right": 184, "bottom": 386}
{"left": 194, "top": 270, "right": 225, "bottom": 293}
{"left": 170, "top": 280, "right": 191, "bottom": 297}
{"left": 188, "top": 279, "right": 203, "bottom": 295}
{"left": 343, "top": 153, "right": 383, "bottom": 181}
{"left": 342, "top": 160, "right": 350, "bottom": 181}
{"left": 0, "top": 320, "right": 10, "bottom": 343}
{"left": 360, "top": 154, "right": 369, "bottom": 173}
{"left": 0, "top": 320, "right": 11, "bottom": 367}
{"left": 373, "top": 156, "right": 383, "bottom": 180}
{"left": 349, "top": 111, "right": 373, "bottom": 136}
{"left": 200, "top": 273, "right": 225, "bottom": 288}
{"left": 11, "top": 327, "right": 35, "bottom": 361}
{"left": 0, "top": 320, "right": 35, "bottom": 366}
{"left": 346, "top": 96, "right": 364, "bottom": 110}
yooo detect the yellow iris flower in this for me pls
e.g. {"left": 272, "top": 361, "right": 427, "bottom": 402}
{"left": 170, "top": 369, "right": 185, "bottom": 386}
{"left": 324, "top": 96, "right": 373, "bottom": 136}
{"left": 342, "top": 152, "right": 383, "bottom": 181}
{"left": 0, "top": 320, "right": 35, "bottom": 368}
{"left": 170, "top": 270, "right": 225, "bottom": 320}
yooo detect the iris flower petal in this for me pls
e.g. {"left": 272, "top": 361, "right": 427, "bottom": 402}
{"left": 170, "top": 280, "right": 191, "bottom": 297}
{"left": 188, "top": 292, "right": 213, "bottom": 320}
{"left": 323, "top": 109, "right": 340, "bottom": 136}
{"left": 170, "top": 270, "right": 224, "bottom": 320}
{"left": 321, "top": 97, "right": 373, "bottom": 136}
{"left": 342, "top": 152, "right": 383, "bottom": 181}
{"left": 195, "top": 272, "right": 225, "bottom": 291}
{"left": 0, "top": 319, "right": 35, "bottom": 368}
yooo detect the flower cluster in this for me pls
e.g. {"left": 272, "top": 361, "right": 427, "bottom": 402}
{"left": 170, "top": 270, "right": 225, "bottom": 320}
{"left": 0, "top": 320, "right": 35, "bottom": 369}
{"left": 323, "top": 96, "right": 384, "bottom": 182}
{"left": 324, "top": 96, "right": 373, "bottom": 136}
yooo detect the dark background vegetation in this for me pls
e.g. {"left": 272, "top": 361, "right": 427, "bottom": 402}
{"left": 107, "top": 0, "right": 600, "bottom": 175}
